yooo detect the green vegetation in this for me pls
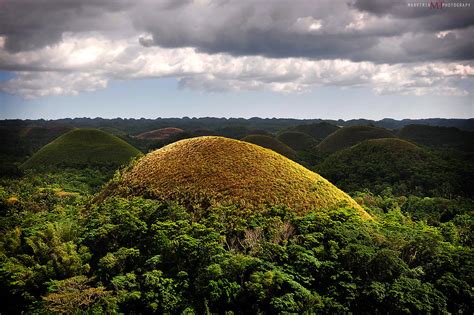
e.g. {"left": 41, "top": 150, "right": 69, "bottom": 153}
{"left": 241, "top": 134, "right": 298, "bottom": 160}
{"left": 0, "top": 119, "right": 473, "bottom": 313}
{"left": 102, "top": 136, "right": 368, "bottom": 218}
{"left": 277, "top": 131, "right": 319, "bottom": 152}
{"left": 317, "top": 138, "right": 473, "bottom": 197}
{"left": 0, "top": 170, "right": 472, "bottom": 313}
{"left": 317, "top": 125, "right": 395, "bottom": 154}
{"left": 398, "top": 124, "right": 474, "bottom": 152}
{"left": 21, "top": 129, "right": 142, "bottom": 170}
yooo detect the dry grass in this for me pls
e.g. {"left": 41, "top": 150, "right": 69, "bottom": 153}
{"left": 103, "top": 136, "right": 370, "bottom": 219}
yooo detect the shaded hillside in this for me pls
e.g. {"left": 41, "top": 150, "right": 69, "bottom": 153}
{"left": 102, "top": 136, "right": 368, "bottom": 218}
{"left": 291, "top": 122, "right": 340, "bottom": 140}
{"left": 277, "top": 131, "right": 319, "bottom": 151}
{"left": 317, "top": 125, "right": 395, "bottom": 153}
{"left": 398, "top": 124, "right": 474, "bottom": 152}
{"left": 21, "top": 129, "right": 142, "bottom": 170}
{"left": 135, "top": 127, "right": 184, "bottom": 140}
{"left": 241, "top": 134, "right": 298, "bottom": 160}
{"left": 317, "top": 138, "right": 465, "bottom": 196}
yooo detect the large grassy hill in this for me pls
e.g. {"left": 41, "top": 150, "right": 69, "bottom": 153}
{"left": 398, "top": 124, "right": 474, "bottom": 152}
{"left": 21, "top": 129, "right": 142, "bottom": 169}
{"left": 317, "top": 138, "right": 461, "bottom": 196}
{"left": 102, "top": 136, "right": 369, "bottom": 218}
{"left": 317, "top": 125, "right": 395, "bottom": 153}
{"left": 241, "top": 134, "right": 298, "bottom": 160}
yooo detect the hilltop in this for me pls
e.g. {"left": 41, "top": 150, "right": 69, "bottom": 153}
{"left": 317, "top": 138, "right": 455, "bottom": 195}
{"left": 101, "top": 136, "right": 369, "bottom": 218}
{"left": 241, "top": 134, "right": 298, "bottom": 160}
{"left": 317, "top": 125, "right": 395, "bottom": 153}
{"left": 21, "top": 129, "right": 142, "bottom": 169}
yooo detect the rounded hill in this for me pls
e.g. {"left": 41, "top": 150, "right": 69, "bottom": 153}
{"left": 398, "top": 124, "right": 474, "bottom": 152}
{"left": 241, "top": 134, "right": 298, "bottom": 160}
{"left": 135, "top": 127, "right": 184, "bottom": 140}
{"left": 102, "top": 136, "right": 369, "bottom": 218}
{"left": 317, "top": 138, "right": 445, "bottom": 195}
{"left": 291, "top": 122, "right": 340, "bottom": 140}
{"left": 21, "top": 129, "right": 142, "bottom": 169}
{"left": 277, "top": 131, "right": 319, "bottom": 151}
{"left": 317, "top": 125, "right": 394, "bottom": 153}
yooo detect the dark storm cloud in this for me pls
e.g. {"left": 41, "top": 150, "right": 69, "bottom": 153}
{"left": 0, "top": 0, "right": 133, "bottom": 52}
{"left": 0, "top": 0, "right": 473, "bottom": 63}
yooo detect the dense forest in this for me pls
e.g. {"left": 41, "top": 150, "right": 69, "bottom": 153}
{"left": 0, "top": 118, "right": 473, "bottom": 314}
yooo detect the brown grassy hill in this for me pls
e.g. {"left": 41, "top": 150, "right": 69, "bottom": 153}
{"left": 101, "top": 136, "right": 369, "bottom": 219}
{"left": 135, "top": 127, "right": 184, "bottom": 140}
{"left": 317, "top": 125, "right": 395, "bottom": 154}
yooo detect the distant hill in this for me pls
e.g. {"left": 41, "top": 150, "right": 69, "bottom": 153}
{"left": 21, "top": 129, "right": 142, "bottom": 169}
{"left": 317, "top": 138, "right": 462, "bottom": 196}
{"left": 290, "top": 122, "right": 340, "bottom": 140}
{"left": 135, "top": 127, "right": 184, "bottom": 140}
{"left": 100, "top": 136, "right": 369, "bottom": 218}
{"left": 241, "top": 134, "right": 298, "bottom": 160}
{"left": 277, "top": 131, "right": 319, "bottom": 151}
{"left": 317, "top": 125, "right": 395, "bottom": 153}
{"left": 398, "top": 124, "right": 474, "bottom": 152}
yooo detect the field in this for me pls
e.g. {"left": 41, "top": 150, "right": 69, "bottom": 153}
{"left": 0, "top": 118, "right": 473, "bottom": 314}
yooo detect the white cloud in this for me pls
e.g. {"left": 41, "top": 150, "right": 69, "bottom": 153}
{"left": 0, "top": 33, "right": 472, "bottom": 98}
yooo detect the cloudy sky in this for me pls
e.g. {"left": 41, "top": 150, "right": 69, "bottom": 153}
{"left": 0, "top": 0, "right": 473, "bottom": 119}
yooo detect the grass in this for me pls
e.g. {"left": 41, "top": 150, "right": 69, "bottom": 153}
{"left": 21, "top": 128, "right": 142, "bottom": 169}
{"left": 102, "top": 136, "right": 370, "bottom": 219}
{"left": 135, "top": 127, "right": 184, "bottom": 140}
{"left": 277, "top": 131, "right": 319, "bottom": 151}
{"left": 317, "top": 125, "right": 395, "bottom": 153}
{"left": 241, "top": 134, "right": 298, "bottom": 160}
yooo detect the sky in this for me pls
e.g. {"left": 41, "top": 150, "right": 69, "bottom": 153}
{"left": 0, "top": 0, "right": 473, "bottom": 120}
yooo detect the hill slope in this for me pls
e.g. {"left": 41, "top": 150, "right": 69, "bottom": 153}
{"left": 317, "top": 138, "right": 456, "bottom": 195}
{"left": 102, "top": 136, "right": 368, "bottom": 218}
{"left": 292, "top": 122, "right": 340, "bottom": 139}
{"left": 317, "top": 125, "right": 394, "bottom": 153}
{"left": 135, "top": 127, "right": 184, "bottom": 140}
{"left": 21, "top": 129, "right": 142, "bottom": 169}
{"left": 277, "top": 131, "right": 319, "bottom": 151}
{"left": 241, "top": 134, "right": 298, "bottom": 160}
{"left": 398, "top": 124, "right": 474, "bottom": 152}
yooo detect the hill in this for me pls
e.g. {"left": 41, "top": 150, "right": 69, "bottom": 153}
{"left": 398, "top": 124, "right": 474, "bottom": 152}
{"left": 317, "top": 138, "right": 458, "bottom": 195}
{"left": 135, "top": 127, "right": 184, "bottom": 140}
{"left": 277, "top": 131, "right": 319, "bottom": 151}
{"left": 317, "top": 125, "right": 395, "bottom": 153}
{"left": 101, "top": 136, "right": 369, "bottom": 218}
{"left": 21, "top": 129, "right": 142, "bottom": 169}
{"left": 291, "top": 122, "right": 340, "bottom": 139}
{"left": 241, "top": 134, "right": 298, "bottom": 160}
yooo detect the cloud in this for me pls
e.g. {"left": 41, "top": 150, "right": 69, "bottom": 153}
{"left": 0, "top": 0, "right": 472, "bottom": 98}
{"left": 0, "top": 33, "right": 471, "bottom": 98}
